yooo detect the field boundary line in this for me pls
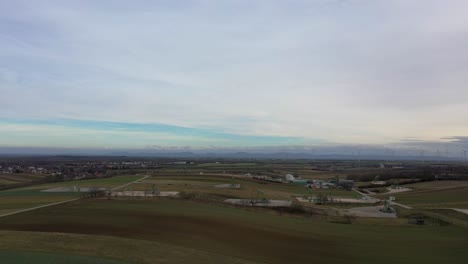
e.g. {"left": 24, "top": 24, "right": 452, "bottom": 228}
{"left": 353, "top": 188, "right": 380, "bottom": 201}
{"left": 0, "top": 197, "right": 81, "bottom": 219}
{"left": 0, "top": 175, "right": 149, "bottom": 219}
{"left": 451, "top": 208, "right": 468, "bottom": 215}
{"left": 111, "top": 175, "right": 149, "bottom": 191}
{"left": 389, "top": 201, "right": 412, "bottom": 209}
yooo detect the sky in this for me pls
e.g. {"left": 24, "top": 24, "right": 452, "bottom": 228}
{"left": 1, "top": 0, "right": 468, "bottom": 154}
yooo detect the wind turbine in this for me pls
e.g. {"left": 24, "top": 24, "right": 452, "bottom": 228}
{"left": 384, "top": 147, "right": 389, "bottom": 162}
{"left": 436, "top": 149, "right": 441, "bottom": 163}
{"left": 354, "top": 148, "right": 361, "bottom": 168}
{"left": 419, "top": 148, "right": 425, "bottom": 164}
{"left": 456, "top": 144, "right": 467, "bottom": 162}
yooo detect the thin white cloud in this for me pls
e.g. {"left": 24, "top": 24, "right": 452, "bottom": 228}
{"left": 1, "top": 0, "right": 468, "bottom": 146}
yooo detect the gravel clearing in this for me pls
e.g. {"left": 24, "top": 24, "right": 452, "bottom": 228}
{"left": 385, "top": 187, "right": 412, "bottom": 194}
{"left": 214, "top": 184, "right": 241, "bottom": 189}
{"left": 296, "top": 196, "right": 379, "bottom": 204}
{"left": 42, "top": 187, "right": 108, "bottom": 193}
{"left": 344, "top": 206, "right": 397, "bottom": 218}
{"left": 224, "top": 199, "right": 292, "bottom": 207}
{"left": 111, "top": 191, "right": 179, "bottom": 197}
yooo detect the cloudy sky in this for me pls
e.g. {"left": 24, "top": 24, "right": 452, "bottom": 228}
{"left": 1, "top": 0, "right": 468, "bottom": 152}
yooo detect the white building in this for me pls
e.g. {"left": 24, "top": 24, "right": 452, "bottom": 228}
{"left": 285, "top": 174, "right": 295, "bottom": 181}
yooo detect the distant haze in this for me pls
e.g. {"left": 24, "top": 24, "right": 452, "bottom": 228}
{"left": 1, "top": 1, "right": 468, "bottom": 153}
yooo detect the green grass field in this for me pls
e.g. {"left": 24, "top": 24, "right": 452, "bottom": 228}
{"left": 0, "top": 198, "right": 466, "bottom": 264}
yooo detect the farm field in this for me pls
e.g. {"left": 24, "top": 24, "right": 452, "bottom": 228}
{"left": 402, "top": 180, "right": 468, "bottom": 190}
{"left": 0, "top": 230, "right": 254, "bottom": 264}
{"left": 0, "top": 175, "right": 143, "bottom": 197}
{"left": 156, "top": 163, "right": 355, "bottom": 180}
{"left": 0, "top": 173, "right": 49, "bottom": 189}
{"left": 0, "top": 199, "right": 467, "bottom": 264}
{"left": 132, "top": 175, "right": 361, "bottom": 201}
{"left": 0, "top": 196, "right": 76, "bottom": 216}
{"left": 0, "top": 250, "right": 130, "bottom": 264}
{"left": 1, "top": 160, "right": 467, "bottom": 263}
{"left": 380, "top": 181, "right": 468, "bottom": 208}
{"left": 15, "top": 175, "right": 144, "bottom": 191}
{"left": 0, "top": 175, "right": 142, "bottom": 216}
{"left": 2, "top": 0, "right": 468, "bottom": 261}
